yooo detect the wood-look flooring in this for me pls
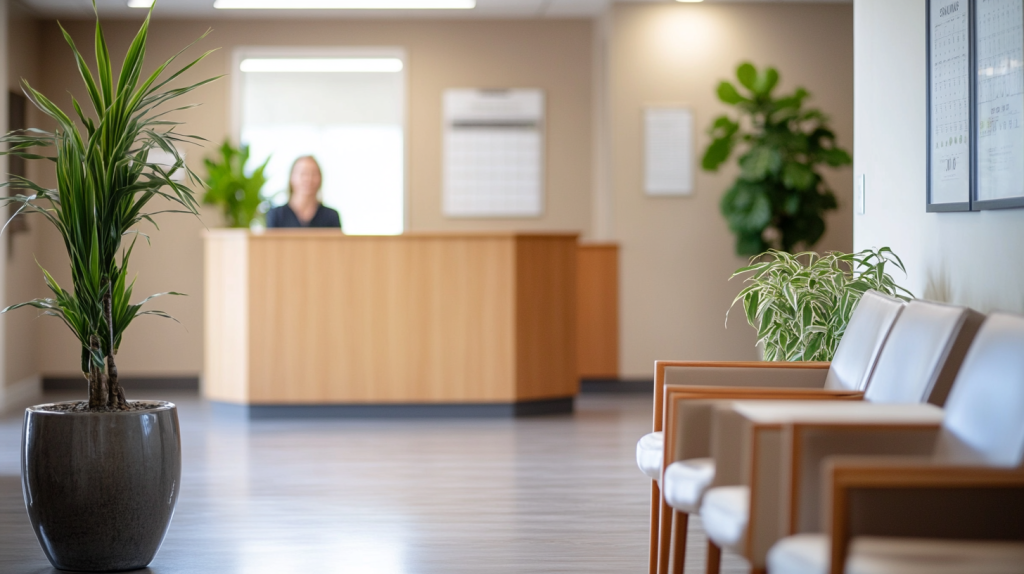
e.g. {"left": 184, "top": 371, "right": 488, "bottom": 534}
{"left": 0, "top": 391, "right": 748, "bottom": 573}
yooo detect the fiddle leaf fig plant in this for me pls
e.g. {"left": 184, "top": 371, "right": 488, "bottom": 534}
{"left": 703, "top": 62, "right": 852, "bottom": 256}
{"left": 202, "top": 140, "right": 269, "bottom": 228}
{"left": 0, "top": 3, "right": 217, "bottom": 410}
{"left": 728, "top": 247, "right": 913, "bottom": 362}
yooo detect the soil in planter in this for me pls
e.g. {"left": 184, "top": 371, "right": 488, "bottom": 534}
{"left": 38, "top": 401, "right": 165, "bottom": 413}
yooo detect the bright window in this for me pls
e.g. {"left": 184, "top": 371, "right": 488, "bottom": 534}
{"left": 237, "top": 50, "right": 405, "bottom": 234}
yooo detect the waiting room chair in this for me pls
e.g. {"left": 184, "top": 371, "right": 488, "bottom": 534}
{"left": 696, "top": 300, "right": 985, "bottom": 573}
{"left": 766, "top": 312, "right": 1024, "bottom": 574}
{"left": 637, "top": 290, "right": 905, "bottom": 574}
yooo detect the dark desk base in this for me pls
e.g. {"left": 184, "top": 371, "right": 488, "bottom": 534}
{"left": 210, "top": 397, "right": 574, "bottom": 420}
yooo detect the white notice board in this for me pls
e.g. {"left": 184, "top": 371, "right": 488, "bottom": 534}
{"left": 443, "top": 89, "right": 544, "bottom": 217}
{"left": 644, "top": 107, "right": 694, "bottom": 196}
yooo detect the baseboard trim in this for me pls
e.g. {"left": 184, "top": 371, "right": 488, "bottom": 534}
{"left": 580, "top": 378, "right": 653, "bottom": 394}
{"left": 40, "top": 376, "right": 650, "bottom": 396}
{"left": 43, "top": 376, "right": 200, "bottom": 392}
{"left": 0, "top": 374, "right": 42, "bottom": 412}
{"left": 211, "top": 396, "right": 575, "bottom": 420}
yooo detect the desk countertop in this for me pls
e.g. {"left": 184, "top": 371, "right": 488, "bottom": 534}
{"left": 204, "top": 229, "right": 581, "bottom": 240}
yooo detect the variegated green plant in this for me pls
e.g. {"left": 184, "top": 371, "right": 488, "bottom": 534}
{"left": 0, "top": 2, "right": 217, "bottom": 410}
{"left": 728, "top": 248, "right": 913, "bottom": 362}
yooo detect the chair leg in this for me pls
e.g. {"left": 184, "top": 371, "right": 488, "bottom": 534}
{"left": 649, "top": 481, "right": 661, "bottom": 574}
{"left": 705, "top": 541, "right": 721, "bottom": 574}
{"left": 657, "top": 496, "right": 673, "bottom": 574}
{"left": 668, "top": 510, "right": 688, "bottom": 574}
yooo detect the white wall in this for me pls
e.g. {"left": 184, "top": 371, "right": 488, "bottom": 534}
{"left": 854, "top": 0, "right": 1024, "bottom": 313}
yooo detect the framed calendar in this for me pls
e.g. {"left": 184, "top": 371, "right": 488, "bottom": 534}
{"left": 973, "top": 0, "right": 1024, "bottom": 210}
{"left": 928, "top": 0, "right": 973, "bottom": 211}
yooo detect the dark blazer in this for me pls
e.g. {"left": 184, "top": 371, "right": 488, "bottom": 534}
{"left": 266, "top": 204, "right": 342, "bottom": 229}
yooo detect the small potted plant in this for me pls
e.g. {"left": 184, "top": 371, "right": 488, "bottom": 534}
{"left": 1, "top": 3, "right": 216, "bottom": 571}
{"left": 729, "top": 248, "right": 913, "bottom": 361}
{"left": 202, "top": 140, "right": 270, "bottom": 228}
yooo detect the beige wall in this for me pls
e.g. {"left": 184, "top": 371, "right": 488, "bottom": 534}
{"left": 0, "top": 0, "right": 8, "bottom": 391}
{"left": 853, "top": 0, "right": 1024, "bottom": 313}
{"left": 19, "top": 5, "right": 855, "bottom": 382}
{"left": 606, "top": 3, "right": 854, "bottom": 376}
{"left": 5, "top": 2, "right": 43, "bottom": 390}
{"left": 32, "top": 17, "right": 594, "bottom": 377}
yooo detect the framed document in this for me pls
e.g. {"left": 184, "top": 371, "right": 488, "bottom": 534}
{"left": 974, "top": 0, "right": 1024, "bottom": 210}
{"left": 928, "top": 0, "right": 973, "bottom": 211}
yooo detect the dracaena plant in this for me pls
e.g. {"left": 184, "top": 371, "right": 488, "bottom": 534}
{"left": 202, "top": 140, "right": 270, "bottom": 228}
{"left": 702, "top": 62, "right": 852, "bottom": 256}
{"left": 728, "top": 248, "right": 913, "bottom": 362}
{"left": 0, "top": 4, "right": 217, "bottom": 410}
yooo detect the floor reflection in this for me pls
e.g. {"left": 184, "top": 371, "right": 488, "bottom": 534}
{"left": 0, "top": 391, "right": 746, "bottom": 573}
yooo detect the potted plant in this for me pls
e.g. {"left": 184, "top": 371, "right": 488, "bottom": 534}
{"left": 202, "top": 140, "right": 270, "bottom": 228}
{"left": 729, "top": 248, "right": 913, "bottom": 361}
{"left": 702, "top": 62, "right": 852, "bottom": 256}
{"left": 1, "top": 4, "right": 215, "bottom": 571}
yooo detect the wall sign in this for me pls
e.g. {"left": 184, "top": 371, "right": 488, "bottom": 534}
{"left": 974, "top": 0, "right": 1024, "bottom": 210}
{"left": 927, "top": 0, "right": 973, "bottom": 211}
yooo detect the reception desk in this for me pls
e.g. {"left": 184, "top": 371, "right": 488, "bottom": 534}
{"left": 203, "top": 230, "right": 579, "bottom": 415}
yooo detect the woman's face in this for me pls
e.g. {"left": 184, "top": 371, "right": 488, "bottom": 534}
{"left": 290, "top": 158, "right": 322, "bottom": 201}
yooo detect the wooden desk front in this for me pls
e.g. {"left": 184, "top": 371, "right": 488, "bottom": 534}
{"left": 204, "top": 230, "right": 578, "bottom": 405}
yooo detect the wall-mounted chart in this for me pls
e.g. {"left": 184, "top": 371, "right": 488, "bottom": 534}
{"left": 974, "top": 0, "right": 1024, "bottom": 209}
{"left": 928, "top": 0, "right": 973, "bottom": 211}
{"left": 442, "top": 89, "right": 545, "bottom": 218}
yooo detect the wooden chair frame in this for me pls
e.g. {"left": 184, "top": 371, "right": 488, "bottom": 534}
{"left": 648, "top": 360, "right": 858, "bottom": 574}
{"left": 826, "top": 461, "right": 1024, "bottom": 574}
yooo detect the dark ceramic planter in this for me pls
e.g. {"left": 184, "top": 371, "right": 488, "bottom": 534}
{"left": 21, "top": 401, "right": 182, "bottom": 572}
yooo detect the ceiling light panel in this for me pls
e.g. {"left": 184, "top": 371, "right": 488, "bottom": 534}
{"left": 215, "top": 0, "right": 475, "bottom": 8}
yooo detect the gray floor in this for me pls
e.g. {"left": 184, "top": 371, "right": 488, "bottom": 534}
{"left": 0, "top": 391, "right": 747, "bottom": 574}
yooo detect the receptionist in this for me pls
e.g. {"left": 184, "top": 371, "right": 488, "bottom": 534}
{"left": 266, "top": 155, "right": 342, "bottom": 229}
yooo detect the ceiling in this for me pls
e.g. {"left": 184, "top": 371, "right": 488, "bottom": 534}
{"left": 16, "top": 0, "right": 850, "bottom": 20}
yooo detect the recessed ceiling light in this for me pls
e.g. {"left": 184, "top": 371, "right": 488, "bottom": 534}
{"left": 239, "top": 58, "right": 405, "bottom": 73}
{"left": 215, "top": 0, "right": 475, "bottom": 8}
{"left": 127, "top": 0, "right": 155, "bottom": 7}
{"left": 676, "top": 0, "right": 704, "bottom": 3}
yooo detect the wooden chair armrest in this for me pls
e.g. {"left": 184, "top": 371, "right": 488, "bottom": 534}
{"left": 666, "top": 386, "right": 861, "bottom": 400}
{"left": 826, "top": 459, "right": 1024, "bottom": 574}
{"left": 652, "top": 360, "right": 831, "bottom": 432}
{"left": 830, "top": 458, "right": 1024, "bottom": 488}
{"left": 783, "top": 422, "right": 942, "bottom": 535}
{"left": 660, "top": 387, "right": 862, "bottom": 474}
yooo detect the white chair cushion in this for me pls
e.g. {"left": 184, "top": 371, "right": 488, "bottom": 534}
{"left": 824, "top": 290, "right": 904, "bottom": 392}
{"left": 663, "top": 458, "right": 716, "bottom": 513}
{"left": 768, "top": 533, "right": 1024, "bottom": 574}
{"left": 636, "top": 431, "right": 663, "bottom": 480}
{"left": 862, "top": 301, "right": 974, "bottom": 405}
{"left": 937, "top": 313, "right": 1024, "bottom": 467}
{"left": 699, "top": 485, "right": 749, "bottom": 548}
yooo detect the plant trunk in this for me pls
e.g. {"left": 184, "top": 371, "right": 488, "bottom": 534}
{"left": 87, "top": 335, "right": 108, "bottom": 410}
{"left": 102, "top": 288, "right": 128, "bottom": 410}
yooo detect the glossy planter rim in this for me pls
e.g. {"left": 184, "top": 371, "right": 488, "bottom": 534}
{"left": 26, "top": 400, "right": 176, "bottom": 416}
